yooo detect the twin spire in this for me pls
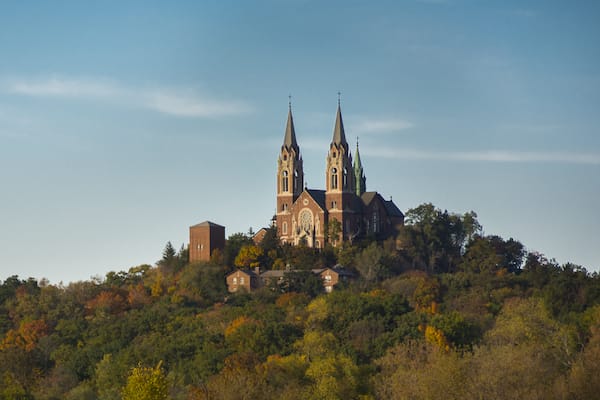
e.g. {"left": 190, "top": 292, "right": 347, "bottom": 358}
{"left": 281, "top": 97, "right": 366, "bottom": 195}
{"left": 283, "top": 97, "right": 348, "bottom": 150}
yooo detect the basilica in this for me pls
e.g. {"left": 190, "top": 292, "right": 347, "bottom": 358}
{"left": 275, "top": 102, "right": 404, "bottom": 248}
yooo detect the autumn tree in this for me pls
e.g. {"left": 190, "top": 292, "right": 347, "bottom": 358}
{"left": 122, "top": 362, "right": 169, "bottom": 400}
{"left": 234, "top": 245, "right": 264, "bottom": 270}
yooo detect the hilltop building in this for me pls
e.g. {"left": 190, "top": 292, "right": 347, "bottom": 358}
{"left": 276, "top": 101, "right": 404, "bottom": 247}
{"left": 189, "top": 221, "right": 225, "bottom": 263}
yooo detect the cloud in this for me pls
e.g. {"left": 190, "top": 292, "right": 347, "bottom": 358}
{"left": 363, "top": 147, "right": 600, "bottom": 165}
{"left": 147, "top": 91, "right": 251, "bottom": 118}
{"left": 8, "top": 78, "right": 118, "bottom": 98}
{"left": 353, "top": 118, "right": 414, "bottom": 134}
{"left": 4, "top": 77, "right": 251, "bottom": 118}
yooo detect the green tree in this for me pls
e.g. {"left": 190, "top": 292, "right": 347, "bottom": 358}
{"left": 122, "top": 362, "right": 169, "bottom": 400}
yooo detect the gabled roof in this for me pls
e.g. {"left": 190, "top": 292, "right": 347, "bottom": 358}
{"left": 305, "top": 189, "right": 326, "bottom": 210}
{"left": 360, "top": 192, "right": 404, "bottom": 218}
{"left": 190, "top": 221, "right": 224, "bottom": 228}
{"left": 282, "top": 107, "right": 299, "bottom": 152}
{"left": 227, "top": 269, "right": 259, "bottom": 278}
{"left": 360, "top": 191, "right": 379, "bottom": 207}
{"left": 331, "top": 104, "right": 348, "bottom": 148}
{"left": 384, "top": 199, "right": 404, "bottom": 218}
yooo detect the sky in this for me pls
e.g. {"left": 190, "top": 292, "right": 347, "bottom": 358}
{"left": 1, "top": 0, "right": 599, "bottom": 284}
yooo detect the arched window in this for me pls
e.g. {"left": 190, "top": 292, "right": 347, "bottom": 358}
{"left": 282, "top": 222, "right": 288, "bottom": 234}
{"left": 331, "top": 168, "right": 338, "bottom": 190}
{"left": 343, "top": 167, "right": 348, "bottom": 188}
{"left": 294, "top": 169, "right": 299, "bottom": 192}
{"left": 282, "top": 171, "right": 289, "bottom": 192}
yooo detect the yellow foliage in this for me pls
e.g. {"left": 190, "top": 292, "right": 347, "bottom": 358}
{"left": 122, "top": 361, "right": 169, "bottom": 400}
{"left": 234, "top": 245, "right": 264, "bottom": 269}
{"left": 424, "top": 325, "right": 450, "bottom": 351}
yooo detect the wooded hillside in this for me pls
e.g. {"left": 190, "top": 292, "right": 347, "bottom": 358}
{"left": 1, "top": 203, "right": 599, "bottom": 399}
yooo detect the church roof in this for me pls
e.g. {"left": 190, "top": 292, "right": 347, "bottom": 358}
{"left": 360, "top": 191, "right": 378, "bottom": 206}
{"left": 384, "top": 199, "right": 404, "bottom": 218}
{"left": 190, "top": 221, "right": 224, "bottom": 228}
{"left": 305, "top": 189, "right": 326, "bottom": 210}
{"left": 282, "top": 107, "right": 299, "bottom": 151}
{"left": 331, "top": 104, "right": 348, "bottom": 148}
{"left": 360, "top": 192, "right": 404, "bottom": 217}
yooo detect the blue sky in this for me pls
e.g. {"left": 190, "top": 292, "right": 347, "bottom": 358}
{"left": 1, "top": 0, "right": 599, "bottom": 283}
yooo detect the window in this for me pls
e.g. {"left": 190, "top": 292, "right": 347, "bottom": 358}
{"left": 240, "top": 277, "right": 245, "bottom": 284}
{"left": 282, "top": 222, "right": 288, "bottom": 234}
{"left": 283, "top": 154, "right": 287, "bottom": 160}
{"left": 282, "top": 171, "right": 289, "bottom": 192}
{"left": 324, "top": 274, "right": 332, "bottom": 282}
{"left": 233, "top": 277, "right": 237, "bottom": 284}
{"left": 331, "top": 168, "right": 338, "bottom": 189}
{"left": 294, "top": 170, "right": 299, "bottom": 192}
{"left": 372, "top": 210, "right": 379, "bottom": 233}
{"left": 343, "top": 167, "right": 348, "bottom": 188}
{"left": 331, "top": 201, "right": 337, "bottom": 209}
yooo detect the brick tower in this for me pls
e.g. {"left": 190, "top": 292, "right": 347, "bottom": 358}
{"left": 189, "top": 221, "right": 225, "bottom": 263}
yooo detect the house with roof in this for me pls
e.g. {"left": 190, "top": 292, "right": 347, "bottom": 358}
{"left": 226, "top": 265, "right": 355, "bottom": 293}
{"left": 275, "top": 100, "right": 404, "bottom": 248}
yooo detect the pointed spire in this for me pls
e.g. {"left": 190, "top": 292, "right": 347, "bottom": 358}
{"left": 282, "top": 100, "right": 299, "bottom": 151}
{"left": 354, "top": 137, "right": 366, "bottom": 196}
{"left": 331, "top": 98, "right": 348, "bottom": 148}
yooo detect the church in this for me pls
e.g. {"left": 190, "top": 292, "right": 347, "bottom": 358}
{"left": 275, "top": 101, "right": 404, "bottom": 248}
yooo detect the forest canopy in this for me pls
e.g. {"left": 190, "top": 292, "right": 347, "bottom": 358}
{"left": 1, "top": 203, "right": 599, "bottom": 399}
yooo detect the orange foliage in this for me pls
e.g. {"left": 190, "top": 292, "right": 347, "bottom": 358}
{"left": 1, "top": 319, "right": 49, "bottom": 351}
{"left": 224, "top": 316, "right": 259, "bottom": 338}
{"left": 85, "top": 290, "right": 128, "bottom": 316}
{"left": 127, "top": 283, "right": 151, "bottom": 308}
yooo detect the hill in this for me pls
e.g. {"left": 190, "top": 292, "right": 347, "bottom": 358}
{"left": 1, "top": 203, "right": 599, "bottom": 399}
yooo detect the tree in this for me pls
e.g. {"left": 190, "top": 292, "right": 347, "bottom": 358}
{"left": 223, "top": 232, "right": 254, "bottom": 267}
{"left": 326, "top": 219, "right": 342, "bottom": 246}
{"left": 354, "top": 242, "right": 386, "bottom": 285}
{"left": 234, "top": 245, "right": 264, "bottom": 270}
{"left": 122, "top": 362, "right": 169, "bottom": 400}
{"left": 398, "top": 203, "right": 476, "bottom": 273}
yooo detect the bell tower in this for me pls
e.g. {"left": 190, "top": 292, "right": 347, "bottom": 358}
{"left": 325, "top": 98, "right": 356, "bottom": 244}
{"left": 276, "top": 101, "right": 303, "bottom": 243}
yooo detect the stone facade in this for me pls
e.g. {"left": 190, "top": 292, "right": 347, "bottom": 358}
{"left": 276, "top": 103, "right": 404, "bottom": 248}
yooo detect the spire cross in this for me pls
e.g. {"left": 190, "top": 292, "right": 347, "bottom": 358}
{"left": 337, "top": 91, "right": 341, "bottom": 106}
{"left": 288, "top": 94, "right": 292, "bottom": 110}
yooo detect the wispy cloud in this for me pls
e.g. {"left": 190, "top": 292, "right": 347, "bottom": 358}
{"left": 352, "top": 117, "right": 414, "bottom": 134}
{"left": 147, "top": 91, "right": 250, "bottom": 118}
{"left": 363, "top": 147, "right": 600, "bottom": 165}
{"left": 4, "top": 77, "right": 251, "bottom": 118}
{"left": 9, "top": 78, "right": 118, "bottom": 98}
